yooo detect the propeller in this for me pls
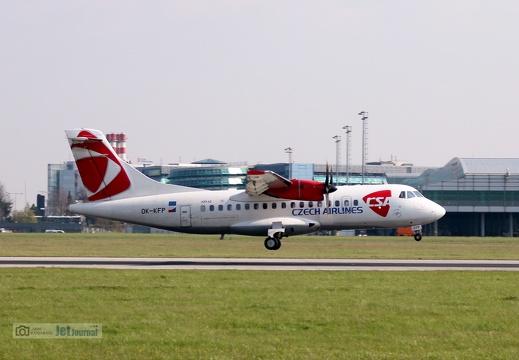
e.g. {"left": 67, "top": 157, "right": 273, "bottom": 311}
{"left": 324, "top": 164, "right": 337, "bottom": 211}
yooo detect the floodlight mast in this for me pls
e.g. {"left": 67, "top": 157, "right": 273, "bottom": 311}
{"left": 7, "top": 192, "right": 22, "bottom": 212}
{"left": 332, "top": 135, "right": 341, "bottom": 186}
{"left": 284, "top": 147, "right": 293, "bottom": 179}
{"left": 342, "top": 125, "right": 352, "bottom": 185}
{"left": 358, "top": 111, "right": 368, "bottom": 184}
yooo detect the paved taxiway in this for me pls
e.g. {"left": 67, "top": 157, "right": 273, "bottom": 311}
{"left": 1, "top": 257, "right": 519, "bottom": 271}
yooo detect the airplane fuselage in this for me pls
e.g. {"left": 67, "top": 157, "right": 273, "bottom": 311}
{"left": 71, "top": 184, "right": 444, "bottom": 237}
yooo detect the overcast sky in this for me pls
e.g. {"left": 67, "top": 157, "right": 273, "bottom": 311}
{"left": 2, "top": 1, "right": 519, "bottom": 210}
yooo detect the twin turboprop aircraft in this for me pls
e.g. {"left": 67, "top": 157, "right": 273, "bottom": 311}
{"left": 66, "top": 129, "right": 446, "bottom": 250}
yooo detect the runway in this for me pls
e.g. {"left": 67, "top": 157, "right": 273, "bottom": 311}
{"left": 1, "top": 257, "right": 519, "bottom": 271}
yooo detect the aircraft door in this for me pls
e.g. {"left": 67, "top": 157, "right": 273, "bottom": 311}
{"left": 180, "top": 205, "right": 192, "bottom": 228}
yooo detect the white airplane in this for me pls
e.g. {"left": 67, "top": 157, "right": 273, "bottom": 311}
{"left": 66, "top": 128, "right": 446, "bottom": 250}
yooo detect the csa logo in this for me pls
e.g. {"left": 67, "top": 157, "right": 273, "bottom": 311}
{"left": 363, "top": 190, "right": 391, "bottom": 217}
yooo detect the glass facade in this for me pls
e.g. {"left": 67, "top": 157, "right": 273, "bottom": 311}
{"left": 47, "top": 162, "right": 80, "bottom": 200}
{"left": 424, "top": 190, "right": 519, "bottom": 207}
{"left": 47, "top": 162, "right": 83, "bottom": 215}
{"left": 165, "top": 167, "right": 248, "bottom": 190}
{"left": 163, "top": 163, "right": 389, "bottom": 188}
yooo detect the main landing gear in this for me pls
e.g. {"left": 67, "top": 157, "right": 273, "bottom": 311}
{"left": 265, "top": 222, "right": 285, "bottom": 251}
{"left": 265, "top": 232, "right": 283, "bottom": 250}
{"left": 414, "top": 233, "right": 422, "bottom": 241}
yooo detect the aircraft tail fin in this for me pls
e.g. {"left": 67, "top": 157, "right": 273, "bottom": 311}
{"left": 65, "top": 128, "right": 203, "bottom": 201}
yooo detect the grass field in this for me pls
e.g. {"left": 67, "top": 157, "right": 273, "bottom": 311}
{"left": 1, "top": 234, "right": 519, "bottom": 359}
{"left": 1, "top": 269, "right": 519, "bottom": 359}
{"left": 1, "top": 233, "right": 519, "bottom": 259}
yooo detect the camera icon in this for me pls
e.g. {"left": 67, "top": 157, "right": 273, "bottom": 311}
{"left": 15, "top": 325, "right": 30, "bottom": 337}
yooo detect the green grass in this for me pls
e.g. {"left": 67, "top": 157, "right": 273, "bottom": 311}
{"left": 1, "top": 233, "right": 519, "bottom": 259}
{"left": 1, "top": 269, "right": 518, "bottom": 359}
{"left": 1, "top": 234, "right": 519, "bottom": 358}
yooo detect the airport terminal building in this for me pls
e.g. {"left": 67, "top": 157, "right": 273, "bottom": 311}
{"left": 37, "top": 157, "right": 519, "bottom": 237}
{"left": 406, "top": 158, "right": 519, "bottom": 237}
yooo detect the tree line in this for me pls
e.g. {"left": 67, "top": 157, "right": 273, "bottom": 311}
{"left": 0, "top": 181, "right": 80, "bottom": 223}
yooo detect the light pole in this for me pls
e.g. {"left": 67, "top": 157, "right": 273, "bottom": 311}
{"left": 358, "top": 111, "right": 368, "bottom": 184}
{"left": 332, "top": 135, "right": 341, "bottom": 186}
{"left": 342, "top": 125, "right": 352, "bottom": 185}
{"left": 7, "top": 192, "right": 23, "bottom": 212}
{"left": 285, "top": 147, "right": 293, "bottom": 179}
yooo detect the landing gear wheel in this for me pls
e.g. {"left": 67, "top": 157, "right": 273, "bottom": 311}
{"left": 264, "top": 237, "right": 282, "bottom": 250}
{"left": 414, "top": 233, "right": 422, "bottom": 241}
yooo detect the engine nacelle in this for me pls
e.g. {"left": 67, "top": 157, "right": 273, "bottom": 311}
{"left": 246, "top": 169, "right": 337, "bottom": 201}
{"left": 265, "top": 180, "right": 326, "bottom": 201}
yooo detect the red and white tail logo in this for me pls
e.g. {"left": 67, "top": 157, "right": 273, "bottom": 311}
{"left": 70, "top": 130, "right": 131, "bottom": 201}
{"left": 363, "top": 190, "right": 391, "bottom": 217}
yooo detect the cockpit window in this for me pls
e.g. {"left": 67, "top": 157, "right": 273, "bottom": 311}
{"left": 399, "top": 191, "right": 406, "bottom": 199}
{"left": 413, "top": 191, "right": 424, "bottom": 197}
{"left": 407, "top": 191, "right": 416, "bottom": 199}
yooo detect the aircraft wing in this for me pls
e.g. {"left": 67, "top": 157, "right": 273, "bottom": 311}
{"left": 230, "top": 217, "right": 321, "bottom": 237}
{"left": 245, "top": 170, "right": 292, "bottom": 197}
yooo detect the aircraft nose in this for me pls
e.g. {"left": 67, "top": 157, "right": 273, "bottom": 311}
{"left": 434, "top": 203, "right": 446, "bottom": 221}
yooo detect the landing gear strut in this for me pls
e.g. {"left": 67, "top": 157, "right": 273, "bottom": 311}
{"left": 411, "top": 225, "right": 422, "bottom": 241}
{"left": 265, "top": 232, "right": 283, "bottom": 250}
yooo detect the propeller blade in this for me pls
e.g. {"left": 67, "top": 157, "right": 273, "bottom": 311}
{"left": 325, "top": 163, "right": 330, "bottom": 189}
{"left": 323, "top": 164, "right": 337, "bottom": 215}
{"left": 325, "top": 192, "right": 330, "bottom": 215}
{"left": 326, "top": 165, "right": 337, "bottom": 194}
{"left": 329, "top": 166, "right": 333, "bottom": 191}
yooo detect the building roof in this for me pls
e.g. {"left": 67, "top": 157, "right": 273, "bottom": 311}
{"left": 402, "top": 157, "right": 519, "bottom": 188}
{"left": 457, "top": 158, "right": 519, "bottom": 175}
{"left": 191, "top": 158, "right": 227, "bottom": 165}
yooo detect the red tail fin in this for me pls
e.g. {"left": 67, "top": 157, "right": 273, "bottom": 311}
{"left": 67, "top": 129, "right": 131, "bottom": 201}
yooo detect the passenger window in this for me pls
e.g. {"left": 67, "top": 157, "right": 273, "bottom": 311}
{"left": 308, "top": 202, "right": 313, "bottom": 208}
{"left": 407, "top": 191, "right": 416, "bottom": 199}
{"left": 245, "top": 204, "right": 250, "bottom": 210}
{"left": 236, "top": 204, "right": 241, "bottom": 211}
{"left": 335, "top": 200, "right": 340, "bottom": 207}
{"left": 299, "top": 202, "right": 305, "bottom": 208}
{"left": 263, "top": 203, "right": 268, "bottom": 210}
{"left": 210, "top": 205, "right": 215, "bottom": 211}
{"left": 291, "top": 202, "right": 296, "bottom": 209}
{"left": 399, "top": 191, "right": 406, "bottom": 199}
{"left": 227, "top": 204, "right": 232, "bottom": 211}
{"left": 201, "top": 205, "right": 206, "bottom": 212}
{"left": 272, "top": 203, "right": 277, "bottom": 209}
{"left": 354, "top": 200, "right": 359, "bottom": 206}
{"left": 281, "top": 202, "right": 287, "bottom": 209}
{"left": 344, "top": 200, "right": 350, "bottom": 206}
{"left": 218, "top": 205, "right": 223, "bottom": 211}
{"left": 254, "top": 203, "right": 259, "bottom": 210}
